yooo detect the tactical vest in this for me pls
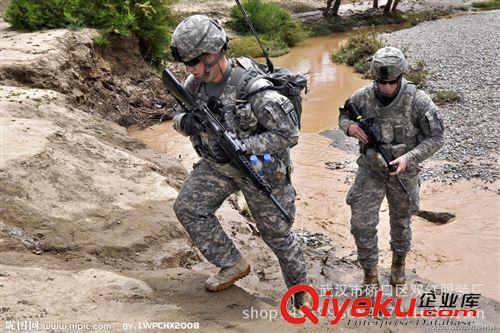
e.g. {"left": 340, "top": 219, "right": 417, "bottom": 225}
{"left": 356, "top": 79, "right": 422, "bottom": 165}
{"left": 186, "top": 60, "right": 247, "bottom": 165}
{"left": 187, "top": 59, "right": 293, "bottom": 175}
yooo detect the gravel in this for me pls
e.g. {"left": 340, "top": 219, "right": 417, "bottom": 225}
{"left": 381, "top": 10, "right": 500, "bottom": 184}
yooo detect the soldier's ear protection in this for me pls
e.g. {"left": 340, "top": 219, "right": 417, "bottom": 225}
{"left": 170, "top": 45, "right": 183, "bottom": 63}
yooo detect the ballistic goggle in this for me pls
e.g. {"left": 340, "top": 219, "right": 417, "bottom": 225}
{"left": 170, "top": 45, "right": 204, "bottom": 66}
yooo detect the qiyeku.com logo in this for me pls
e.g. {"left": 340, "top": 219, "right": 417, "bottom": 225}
{"left": 280, "top": 285, "right": 481, "bottom": 325}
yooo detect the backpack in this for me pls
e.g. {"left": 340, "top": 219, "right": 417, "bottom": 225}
{"left": 233, "top": 56, "right": 308, "bottom": 129}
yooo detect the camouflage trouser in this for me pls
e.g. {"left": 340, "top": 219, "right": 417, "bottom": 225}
{"left": 173, "top": 159, "right": 307, "bottom": 287}
{"left": 346, "top": 165, "right": 420, "bottom": 269}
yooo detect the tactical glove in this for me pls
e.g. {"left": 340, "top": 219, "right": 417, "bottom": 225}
{"left": 181, "top": 112, "right": 204, "bottom": 136}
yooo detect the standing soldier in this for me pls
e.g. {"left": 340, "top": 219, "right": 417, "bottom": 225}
{"left": 338, "top": 47, "right": 444, "bottom": 287}
{"left": 169, "top": 15, "right": 309, "bottom": 308}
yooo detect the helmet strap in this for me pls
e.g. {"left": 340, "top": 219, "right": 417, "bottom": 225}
{"left": 200, "top": 49, "right": 226, "bottom": 82}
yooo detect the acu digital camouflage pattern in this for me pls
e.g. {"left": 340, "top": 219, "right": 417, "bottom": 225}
{"left": 173, "top": 159, "right": 306, "bottom": 287}
{"left": 172, "top": 57, "right": 306, "bottom": 287}
{"left": 339, "top": 77, "right": 444, "bottom": 269}
{"left": 370, "top": 46, "right": 410, "bottom": 80}
{"left": 171, "top": 15, "right": 227, "bottom": 62}
{"left": 174, "top": 58, "right": 299, "bottom": 166}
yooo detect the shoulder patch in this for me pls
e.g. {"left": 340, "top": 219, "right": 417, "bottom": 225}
{"left": 279, "top": 97, "right": 298, "bottom": 126}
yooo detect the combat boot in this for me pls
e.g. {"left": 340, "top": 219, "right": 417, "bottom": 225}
{"left": 205, "top": 256, "right": 250, "bottom": 292}
{"left": 390, "top": 254, "right": 406, "bottom": 286}
{"left": 363, "top": 266, "right": 380, "bottom": 289}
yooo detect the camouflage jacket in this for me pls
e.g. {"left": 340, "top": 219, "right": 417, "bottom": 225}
{"left": 173, "top": 58, "right": 299, "bottom": 178}
{"left": 339, "top": 78, "right": 444, "bottom": 172}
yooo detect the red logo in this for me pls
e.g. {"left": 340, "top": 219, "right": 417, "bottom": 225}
{"left": 280, "top": 284, "right": 479, "bottom": 325}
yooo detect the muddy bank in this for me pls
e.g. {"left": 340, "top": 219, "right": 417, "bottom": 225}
{"left": 0, "top": 20, "right": 178, "bottom": 127}
{"left": 0, "top": 22, "right": 200, "bottom": 330}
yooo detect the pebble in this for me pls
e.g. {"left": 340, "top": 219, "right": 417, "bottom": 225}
{"left": 381, "top": 11, "right": 500, "bottom": 184}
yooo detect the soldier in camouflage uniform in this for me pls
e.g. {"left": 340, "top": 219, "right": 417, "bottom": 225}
{"left": 169, "top": 15, "right": 309, "bottom": 307}
{"left": 338, "top": 47, "right": 444, "bottom": 287}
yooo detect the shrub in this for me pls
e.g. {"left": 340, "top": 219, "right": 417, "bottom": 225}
{"left": 332, "top": 32, "right": 383, "bottom": 73}
{"left": 228, "top": 0, "right": 305, "bottom": 55}
{"left": 406, "top": 60, "right": 428, "bottom": 88}
{"left": 5, "top": 0, "right": 178, "bottom": 66}
{"left": 472, "top": 0, "right": 500, "bottom": 10}
{"left": 228, "top": 35, "right": 263, "bottom": 58}
{"left": 332, "top": 33, "right": 429, "bottom": 87}
{"left": 401, "top": 9, "right": 450, "bottom": 27}
{"left": 228, "top": 35, "right": 289, "bottom": 58}
{"left": 433, "top": 90, "right": 461, "bottom": 105}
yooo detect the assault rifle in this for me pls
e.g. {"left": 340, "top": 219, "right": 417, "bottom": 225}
{"left": 345, "top": 101, "right": 411, "bottom": 197}
{"left": 162, "top": 68, "right": 293, "bottom": 223}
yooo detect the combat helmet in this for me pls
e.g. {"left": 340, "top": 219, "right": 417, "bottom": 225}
{"left": 370, "top": 47, "right": 409, "bottom": 80}
{"left": 171, "top": 15, "right": 228, "bottom": 64}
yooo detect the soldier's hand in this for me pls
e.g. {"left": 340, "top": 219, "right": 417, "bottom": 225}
{"left": 389, "top": 156, "right": 407, "bottom": 176}
{"left": 348, "top": 123, "right": 369, "bottom": 144}
{"left": 181, "top": 112, "right": 204, "bottom": 136}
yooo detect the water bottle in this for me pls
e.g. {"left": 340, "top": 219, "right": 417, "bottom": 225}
{"left": 263, "top": 153, "right": 275, "bottom": 173}
{"left": 263, "top": 153, "right": 273, "bottom": 168}
{"left": 250, "top": 155, "right": 264, "bottom": 177}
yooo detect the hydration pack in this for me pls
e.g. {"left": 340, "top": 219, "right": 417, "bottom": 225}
{"left": 234, "top": 56, "right": 307, "bottom": 129}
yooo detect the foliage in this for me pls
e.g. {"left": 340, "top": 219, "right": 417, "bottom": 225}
{"left": 332, "top": 33, "right": 429, "bottom": 87}
{"left": 432, "top": 90, "right": 462, "bottom": 105}
{"left": 401, "top": 9, "right": 450, "bottom": 27}
{"left": 406, "top": 60, "right": 428, "bottom": 88}
{"left": 331, "top": 32, "right": 383, "bottom": 73}
{"left": 228, "top": 35, "right": 289, "bottom": 58}
{"left": 5, "top": 0, "right": 178, "bottom": 65}
{"left": 228, "top": 0, "right": 305, "bottom": 55}
{"left": 472, "top": 0, "right": 500, "bottom": 10}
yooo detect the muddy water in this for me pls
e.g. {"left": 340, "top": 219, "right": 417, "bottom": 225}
{"left": 130, "top": 34, "right": 500, "bottom": 301}
{"left": 272, "top": 34, "right": 370, "bottom": 133}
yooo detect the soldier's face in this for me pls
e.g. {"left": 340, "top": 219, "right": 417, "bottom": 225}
{"left": 377, "top": 78, "right": 399, "bottom": 96}
{"left": 185, "top": 55, "right": 208, "bottom": 80}
{"left": 185, "top": 54, "right": 219, "bottom": 83}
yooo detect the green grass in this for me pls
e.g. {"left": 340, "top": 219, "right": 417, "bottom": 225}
{"left": 400, "top": 9, "right": 452, "bottom": 28}
{"left": 228, "top": 0, "right": 305, "bottom": 56}
{"left": 472, "top": 0, "right": 500, "bottom": 10}
{"left": 307, "top": 21, "right": 344, "bottom": 37}
{"left": 92, "top": 32, "right": 110, "bottom": 47}
{"left": 432, "top": 90, "right": 462, "bottom": 105}
{"left": 406, "top": 60, "right": 428, "bottom": 88}
{"left": 228, "top": 35, "right": 264, "bottom": 58}
{"left": 332, "top": 32, "right": 383, "bottom": 74}
{"left": 228, "top": 35, "right": 289, "bottom": 58}
{"left": 4, "top": 0, "right": 179, "bottom": 66}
